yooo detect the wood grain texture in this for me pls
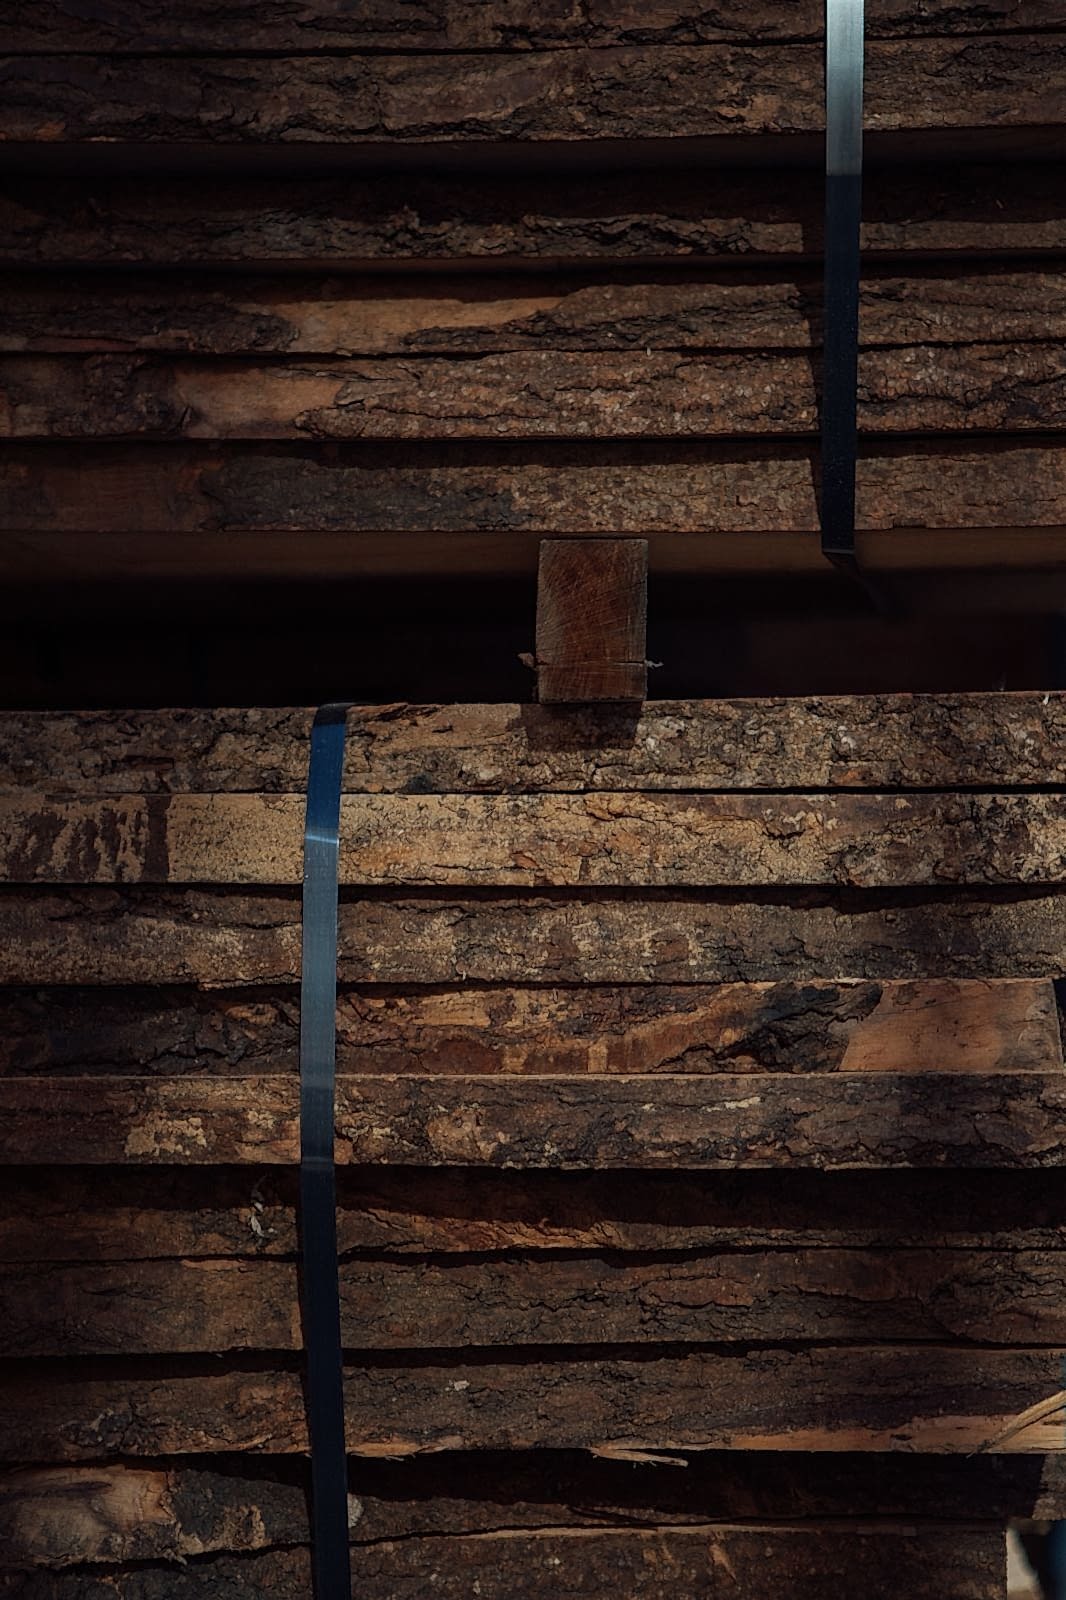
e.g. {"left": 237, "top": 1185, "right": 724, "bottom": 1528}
{"left": 4, "top": 344, "right": 1065, "bottom": 439}
{"left": 0, "top": 1346, "right": 1062, "bottom": 1457}
{"left": 0, "top": 1524, "right": 1007, "bottom": 1599}
{"left": 3, "top": 0, "right": 1058, "bottom": 52}
{"left": 3, "top": 695, "right": 1066, "bottom": 795}
{"left": 0, "top": 1072, "right": 1062, "bottom": 1167}
{"left": 5, "top": 886, "right": 1066, "bottom": 985}
{"left": 535, "top": 540, "right": 647, "bottom": 702}
{"left": 5, "top": 268, "right": 1064, "bottom": 355}
{"left": 1, "top": 165, "right": 1060, "bottom": 265}
{"left": 6, "top": 791, "right": 1066, "bottom": 888}
{"left": 10, "top": 1247, "right": 1066, "bottom": 1356}
{"left": 2, "top": 979, "right": 1054, "bottom": 1077}
{"left": 1, "top": 39, "right": 1064, "bottom": 146}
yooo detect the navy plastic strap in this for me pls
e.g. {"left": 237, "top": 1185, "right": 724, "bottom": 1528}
{"left": 300, "top": 703, "right": 353, "bottom": 1600}
{"left": 821, "top": 0, "right": 865, "bottom": 580}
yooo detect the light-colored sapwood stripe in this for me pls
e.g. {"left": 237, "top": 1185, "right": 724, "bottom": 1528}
{"left": 4, "top": 887, "right": 1066, "bottom": 985}
{"left": 5, "top": 270, "right": 1065, "bottom": 355}
{"left": 5, "top": 792, "right": 1066, "bottom": 887}
{"left": 0, "top": 1347, "right": 1062, "bottom": 1458}
{"left": 3, "top": 344, "right": 1065, "bottom": 439}
{"left": 9, "top": 1247, "right": 1066, "bottom": 1356}
{"left": 1, "top": 980, "right": 1054, "bottom": 1077}
{"left": 2, "top": 696, "right": 1065, "bottom": 795}
{"left": 4, "top": 0, "right": 1056, "bottom": 52}
{"left": 1, "top": 39, "right": 1063, "bottom": 145}
{"left": 0, "top": 1072, "right": 1061, "bottom": 1167}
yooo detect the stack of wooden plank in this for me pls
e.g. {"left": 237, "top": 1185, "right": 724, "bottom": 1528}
{"left": 1, "top": 695, "right": 1066, "bottom": 1596}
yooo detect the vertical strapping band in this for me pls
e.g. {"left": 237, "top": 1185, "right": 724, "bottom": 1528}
{"left": 821, "top": 0, "right": 865, "bottom": 575}
{"left": 300, "top": 703, "right": 353, "bottom": 1600}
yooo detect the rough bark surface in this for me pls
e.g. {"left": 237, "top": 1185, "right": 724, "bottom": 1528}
{"left": 10, "top": 1246, "right": 1066, "bottom": 1357}
{"left": 6, "top": 886, "right": 1066, "bottom": 985}
{"left": 3, "top": 0, "right": 1057, "bottom": 52}
{"left": 1, "top": 40, "right": 1063, "bottom": 145}
{"left": 7, "top": 790, "right": 1066, "bottom": 888}
{"left": 0, "top": 165, "right": 1060, "bottom": 265}
{"left": 0, "top": 1346, "right": 1062, "bottom": 1457}
{"left": 0, "top": 1072, "right": 1062, "bottom": 1168}
{"left": 4, "top": 268, "right": 1063, "bottom": 355}
{"left": 1, "top": 979, "right": 1053, "bottom": 1077}
{"left": 4, "top": 344, "right": 1065, "bottom": 439}
{"left": 3, "top": 695, "right": 1066, "bottom": 794}
{"left": 0, "top": 1525, "right": 1007, "bottom": 1599}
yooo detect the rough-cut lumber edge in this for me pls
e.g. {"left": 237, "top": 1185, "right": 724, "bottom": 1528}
{"left": 11, "top": 1246, "right": 1066, "bottom": 1356}
{"left": 2, "top": 695, "right": 1064, "bottom": 794}
{"left": 8, "top": 791, "right": 1066, "bottom": 888}
{"left": 0, "top": 1346, "right": 1063, "bottom": 1457}
{"left": 535, "top": 539, "right": 647, "bottom": 703}
{"left": 1, "top": 979, "right": 1055, "bottom": 1078}
{"left": 1, "top": 39, "right": 1064, "bottom": 146}
{"left": 8, "top": 885, "right": 1066, "bottom": 985}
{"left": 0, "top": 165, "right": 1061, "bottom": 266}
{"left": 0, "top": 1072, "right": 1063, "bottom": 1167}
{"left": 2, "top": 1450, "right": 1064, "bottom": 1569}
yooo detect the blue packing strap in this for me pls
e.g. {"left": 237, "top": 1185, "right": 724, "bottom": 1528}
{"left": 300, "top": 703, "right": 353, "bottom": 1600}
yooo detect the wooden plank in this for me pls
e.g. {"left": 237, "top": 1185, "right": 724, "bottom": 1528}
{"left": 0, "top": 1524, "right": 1007, "bottom": 1599}
{"left": 5, "top": 442, "right": 1065, "bottom": 547}
{"left": 8, "top": 1166, "right": 1066, "bottom": 1262}
{"left": 2, "top": 979, "right": 1054, "bottom": 1077}
{"left": 535, "top": 540, "right": 647, "bottom": 703}
{"left": 0, "top": 1346, "right": 1062, "bottom": 1457}
{"left": 0, "top": 1072, "right": 1062, "bottom": 1167}
{"left": 4, "top": 344, "right": 1065, "bottom": 439}
{"left": 7, "top": 791, "right": 1066, "bottom": 888}
{"left": 3, "top": 1453, "right": 1064, "bottom": 1568}
{"left": 4, "top": 0, "right": 1058, "bottom": 52}
{"left": 6, "top": 886, "right": 1066, "bottom": 985}
{"left": 11, "top": 1247, "right": 1066, "bottom": 1356}
{"left": 3, "top": 695, "right": 1065, "bottom": 794}
{"left": 1, "top": 165, "right": 1060, "bottom": 266}
{"left": 1, "top": 40, "right": 1063, "bottom": 146}
{"left": 5, "top": 268, "right": 1066, "bottom": 355}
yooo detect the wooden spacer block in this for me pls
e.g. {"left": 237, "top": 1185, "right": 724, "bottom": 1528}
{"left": 534, "top": 539, "right": 648, "bottom": 703}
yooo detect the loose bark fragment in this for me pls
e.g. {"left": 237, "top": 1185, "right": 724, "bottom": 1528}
{"left": 3, "top": 344, "right": 1065, "bottom": 440}
{"left": 0, "top": 1072, "right": 1062, "bottom": 1168}
{"left": 0, "top": 165, "right": 1060, "bottom": 266}
{"left": 535, "top": 540, "right": 648, "bottom": 703}
{"left": 1, "top": 40, "right": 1064, "bottom": 146}
{"left": 1, "top": 979, "right": 1054, "bottom": 1077}
{"left": 0, "top": 1524, "right": 1007, "bottom": 1599}
{"left": 10, "top": 1246, "right": 1066, "bottom": 1357}
{"left": 4, "top": 268, "right": 1063, "bottom": 356}
{"left": 0, "top": 1346, "right": 1062, "bottom": 1458}
{"left": 3, "top": 694, "right": 1065, "bottom": 794}
{"left": 5, "top": 885, "right": 1066, "bottom": 985}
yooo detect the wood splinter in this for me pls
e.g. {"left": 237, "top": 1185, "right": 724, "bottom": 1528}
{"left": 534, "top": 538, "right": 648, "bottom": 703}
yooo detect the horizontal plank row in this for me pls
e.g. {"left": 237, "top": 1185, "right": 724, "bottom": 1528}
{"left": 4, "top": 345, "right": 1064, "bottom": 439}
{"left": 6, "top": 268, "right": 1064, "bottom": 355}
{"left": 4, "top": 980, "right": 1053, "bottom": 1077}
{"left": 1, "top": 165, "right": 1058, "bottom": 265}
{"left": 8, "top": 792, "right": 1066, "bottom": 888}
{"left": 4, "top": 695, "right": 1065, "bottom": 794}
{"left": 5, "top": 1451, "right": 1065, "bottom": 1568}
{"left": 0, "top": 1072, "right": 1061, "bottom": 1167}
{"left": 1, "top": 1346, "right": 1062, "bottom": 1457}
{"left": 7, "top": 886, "right": 1066, "bottom": 984}
{"left": 6, "top": 0, "right": 1057, "bottom": 53}
{"left": 12, "top": 1247, "right": 1066, "bottom": 1356}
{"left": 10, "top": 1167, "right": 1066, "bottom": 1260}
{"left": 0, "top": 1524, "right": 1007, "bottom": 1599}
{"left": 1, "top": 39, "right": 1062, "bottom": 146}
